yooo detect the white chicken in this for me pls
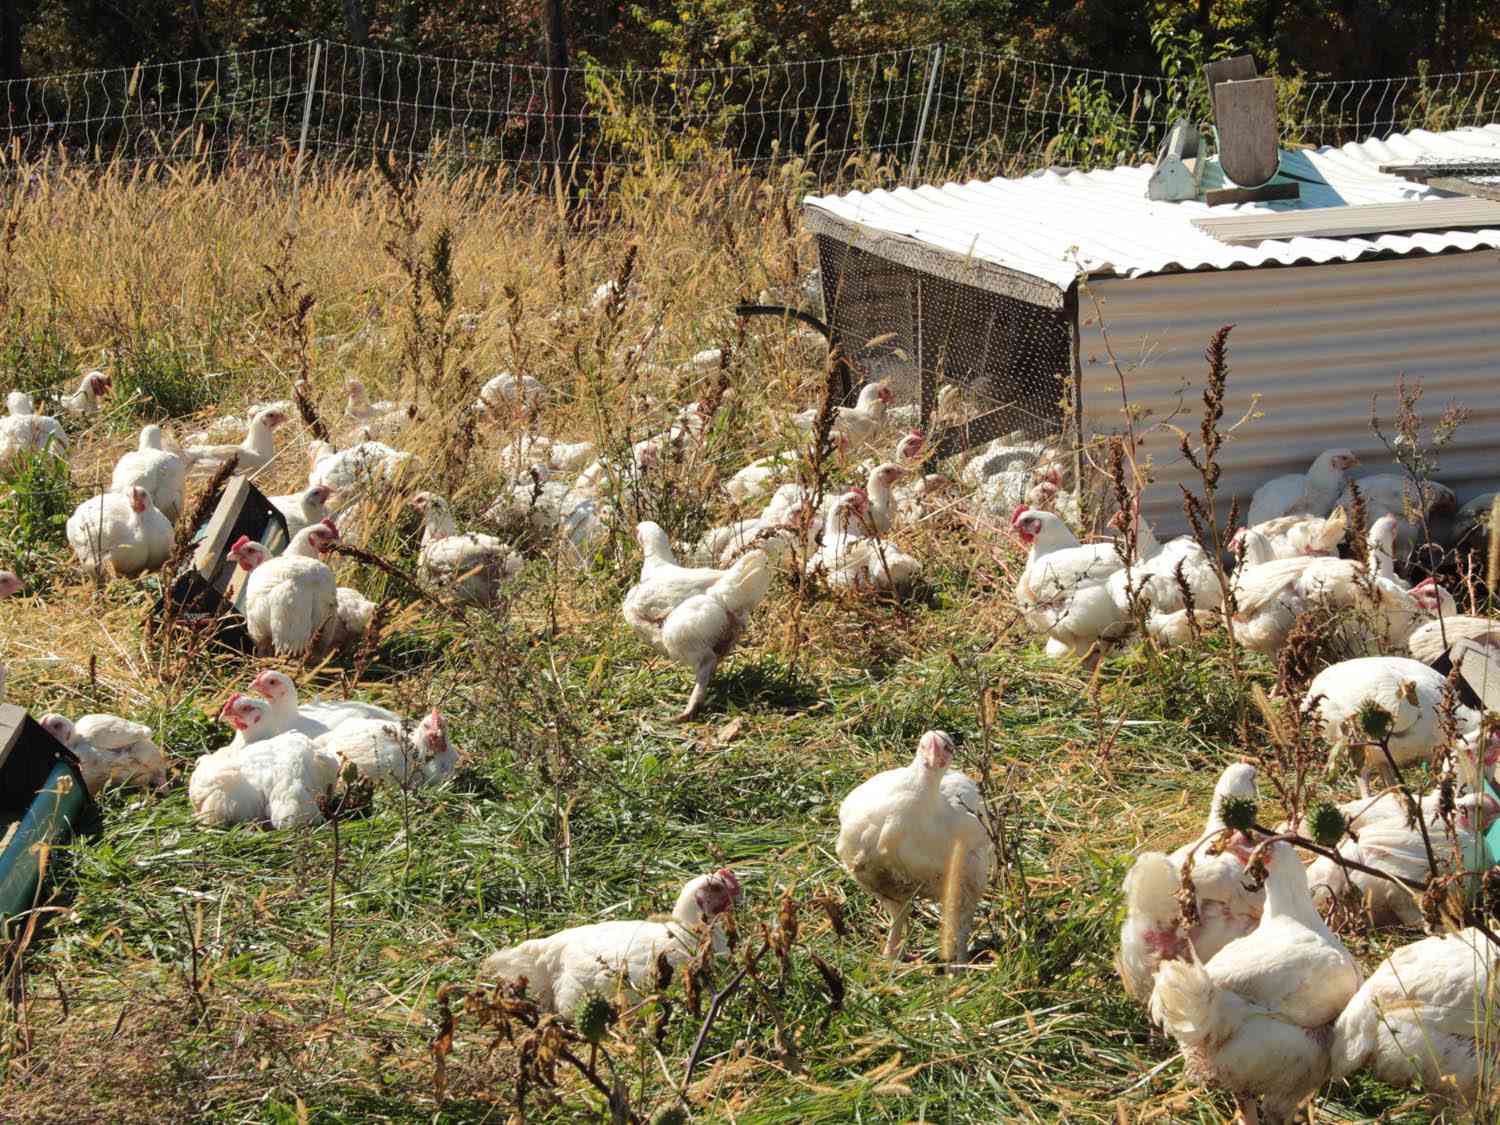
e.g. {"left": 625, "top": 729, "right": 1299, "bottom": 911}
{"left": 307, "top": 439, "right": 416, "bottom": 495}
{"left": 1303, "top": 655, "right": 1481, "bottom": 796}
{"left": 342, "top": 379, "right": 410, "bottom": 436}
{"left": 316, "top": 585, "right": 379, "bottom": 657}
{"left": 315, "top": 709, "right": 456, "bottom": 787}
{"left": 411, "top": 492, "right": 522, "bottom": 607}
{"left": 270, "top": 483, "right": 335, "bottom": 538}
{"left": 6, "top": 390, "right": 33, "bottom": 415}
{"left": 1117, "top": 762, "right": 1264, "bottom": 1004}
{"left": 1248, "top": 506, "right": 1348, "bottom": 559}
{"left": 181, "top": 407, "right": 288, "bottom": 475}
{"left": 623, "top": 522, "right": 738, "bottom": 648}
{"left": 1305, "top": 792, "right": 1498, "bottom": 926}
{"left": 1227, "top": 517, "right": 1454, "bottom": 656}
{"left": 227, "top": 523, "right": 340, "bottom": 656}
{"left": 1338, "top": 472, "right": 1457, "bottom": 526}
{"left": 723, "top": 433, "right": 850, "bottom": 505}
{"left": 1247, "top": 448, "right": 1360, "bottom": 524}
{"left": 475, "top": 371, "right": 545, "bottom": 416}
{"left": 0, "top": 410, "right": 68, "bottom": 465}
{"left": 497, "top": 434, "right": 596, "bottom": 477}
{"left": 41, "top": 712, "right": 168, "bottom": 794}
{"left": 1407, "top": 614, "right": 1500, "bottom": 664}
{"left": 182, "top": 399, "right": 294, "bottom": 446}
{"left": 110, "top": 424, "right": 188, "bottom": 523}
{"left": 66, "top": 485, "right": 173, "bottom": 579}
{"left": 246, "top": 669, "right": 398, "bottom": 743}
{"left": 859, "top": 463, "right": 911, "bottom": 536}
{"left": 189, "top": 699, "right": 339, "bottom": 830}
{"left": 1329, "top": 927, "right": 1500, "bottom": 1107}
{"left": 1149, "top": 840, "right": 1362, "bottom": 1125}
{"left": 57, "top": 370, "right": 112, "bottom": 415}
{"left": 836, "top": 730, "right": 993, "bottom": 962}
{"left": 1012, "top": 507, "right": 1127, "bottom": 659}
{"left": 480, "top": 868, "right": 742, "bottom": 1013}
{"left": 659, "top": 549, "right": 772, "bottom": 720}
{"left": 793, "top": 381, "right": 892, "bottom": 447}
{"left": 811, "top": 491, "right": 922, "bottom": 591}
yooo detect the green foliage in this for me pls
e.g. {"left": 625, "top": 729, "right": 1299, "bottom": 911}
{"left": 0, "top": 445, "right": 74, "bottom": 586}
{"left": 113, "top": 340, "right": 216, "bottom": 422}
{"left": 0, "top": 312, "right": 80, "bottom": 400}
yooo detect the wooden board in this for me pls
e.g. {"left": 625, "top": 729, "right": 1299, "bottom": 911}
{"left": 1204, "top": 181, "right": 1299, "bottom": 206}
{"left": 1212, "top": 77, "right": 1279, "bottom": 187}
{"left": 1192, "top": 196, "right": 1500, "bottom": 245}
{"left": 1455, "top": 639, "right": 1500, "bottom": 713}
{"left": 1426, "top": 177, "right": 1500, "bottom": 203}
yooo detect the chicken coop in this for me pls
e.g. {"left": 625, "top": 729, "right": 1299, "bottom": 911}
{"left": 802, "top": 121, "right": 1500, "bottom": 533}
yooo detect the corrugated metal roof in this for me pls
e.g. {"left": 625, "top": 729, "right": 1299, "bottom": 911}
{"left": 803, "top": 125, "right": 1500, "bottom": 298}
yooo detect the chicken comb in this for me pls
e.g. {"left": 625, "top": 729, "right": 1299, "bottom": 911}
{"left": 1009, "top": 504, "right": 1029, "bottom": 527}
{"left": 715, "top": 868, "right": 742, "bottom": 896}
{"left": 318, "top": 517, "right": 339, "bottom": 533}
{"left": 228, "top": 534, "right": 252, "bottom": 554}
{"left": 217, "top": 692, "right": 242, "bottom": 717}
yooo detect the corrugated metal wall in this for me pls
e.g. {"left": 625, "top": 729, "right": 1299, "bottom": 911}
{"left": 1081, "top": 250, "right": 1500, "bottom": 534}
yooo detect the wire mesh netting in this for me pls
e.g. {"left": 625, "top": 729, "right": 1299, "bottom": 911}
{"left": 1, "top": 38, "right": 1498, "bottom": 188}
{"left": 816, "top": 235, "right": 1075, "bottom": 503}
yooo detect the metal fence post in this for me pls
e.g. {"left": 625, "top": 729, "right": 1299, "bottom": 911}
{"left": 290, "top": 39, "right": 323, "bottom": 223}
{"left": 908, "top": 44, "right": 943, "bottom": 188}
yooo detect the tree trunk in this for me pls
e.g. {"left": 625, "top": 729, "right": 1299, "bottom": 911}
{"left": 541, "top": 0, "right": 570, "bottom": 166}
{"left": 0, "top": 0, "right": 22, "bottom": 85}
{"left": 342, "top": 0, "right": 370, "bottom": 47}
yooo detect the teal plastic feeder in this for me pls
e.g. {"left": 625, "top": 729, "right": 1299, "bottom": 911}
{"left": 0, "top": 703, "right": 99, "bottom": 933}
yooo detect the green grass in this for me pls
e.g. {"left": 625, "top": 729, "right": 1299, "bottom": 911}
{"left": 0, "top": 159, "right": 1477, "bottom": 1125}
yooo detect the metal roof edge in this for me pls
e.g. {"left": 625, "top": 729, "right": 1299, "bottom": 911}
{"left": 802, "top": 203, "right": 1070, "bottom": 309}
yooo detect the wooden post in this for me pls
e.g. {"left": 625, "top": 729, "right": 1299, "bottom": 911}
{"left": 541, "top": 0, "right": 570, "bottom": 187}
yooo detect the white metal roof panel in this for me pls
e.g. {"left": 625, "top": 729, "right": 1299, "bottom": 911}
{"left": 803, "top": 125, "right": 1500, "bottom": 297}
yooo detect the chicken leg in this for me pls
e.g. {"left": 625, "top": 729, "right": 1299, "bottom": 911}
{"left": 676, "top": 653, "right": 719, "bottom": 722}
{"left": 1234, "top": 1095, "right": 1259, "bottom": 1125}
{"left": 881, "top": 898, "right": 913, "bottom": 959}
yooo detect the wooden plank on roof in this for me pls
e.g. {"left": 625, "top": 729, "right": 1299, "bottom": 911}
{"left": 1192, "top": 197, "right": 1500, "bottom": 245}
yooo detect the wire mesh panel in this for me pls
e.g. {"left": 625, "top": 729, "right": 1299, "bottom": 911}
{"left": 0, "top": 43, "right": 312, "bottom": 168}
{"left": 0, "top": 39, "right": 1497, "bottom": 188}
{"left": 816, "top": 234, "right": 1072, "bottom": 469}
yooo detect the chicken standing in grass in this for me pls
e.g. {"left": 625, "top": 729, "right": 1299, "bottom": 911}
{"left": 1117, "top": 762, "right": 1264, "bottom": 1004}
{"left": 66, "top": 484, "right": 173, "bottom": 578}
{"left": 659, "top": 549, "right": 772, "bottom": 720}
{"left": 623, "top": 522, "right": 737, "bottom": 646}
{"left": 227, "top": 523, "right": 340, "bottom": 656}
{"left": 1149, "top": 840, "right": 1362, "bottom": 1125}
{"left": 110, "top": 424, "right": 187, "bottom": 523}
{"left": 480, "top": 868, "right": 742, "bottom": 1014}
{"left": 41, "top": 713, "right": 167, "bottom": 793}
{"left": 836, "top": 730, "right": 993, "bottom": 963}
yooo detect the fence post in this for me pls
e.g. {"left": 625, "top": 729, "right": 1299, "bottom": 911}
{"left": 908, "top": 44, "right": 943, "bottom": 188}
{"left": 290, "top": 39, "right": 323, "bottom": 224}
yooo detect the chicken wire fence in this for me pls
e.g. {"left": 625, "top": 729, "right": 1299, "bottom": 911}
{"left": 814, "top": 234, "right": 1074, "bottom": 488}
{"left": 1, "top": 38, "right": 1497, "bottom": 188}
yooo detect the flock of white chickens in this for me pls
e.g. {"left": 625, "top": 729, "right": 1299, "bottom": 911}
{"left": 6, "top": 333, "right": 1500, "bottom": 1123}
